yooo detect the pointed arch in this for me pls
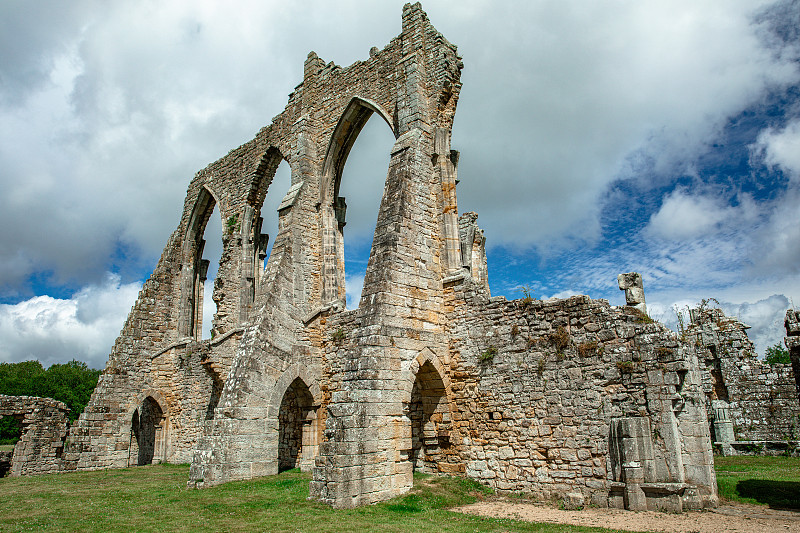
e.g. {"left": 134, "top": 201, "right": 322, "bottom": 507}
{"left": 127, "top": 390, "right": 170, "bottom": 466}
{"left": 268, "top": 364, "right": 323, "bottom": 472}
{"left": 320, "top": 97, "right": 396, "bottom": 205}
{"left": 178, "top": 185, "right": 220, "bottom": 338}
{"left": 319, "top": 97, "right": 396, "bottom": 305}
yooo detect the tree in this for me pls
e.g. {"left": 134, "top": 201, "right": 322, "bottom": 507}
{"left": 0, "top": 360, "right": 101, "bottom": 443}
{"left": 765, "top": 343, "right": 791, "bottom": 365}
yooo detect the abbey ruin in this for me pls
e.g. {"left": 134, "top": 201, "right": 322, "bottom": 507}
{"left": 44, "top": 3, "right": 738, "bottom": 512}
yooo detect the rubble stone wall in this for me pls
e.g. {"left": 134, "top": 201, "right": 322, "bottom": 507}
{"left": 441, "top": 287, "right": 716, "bottom": 510}
{"left": 687, "top": 308, "right": 800, "bottom": 443}
{"left": 0, "top": 395, "right": 70, "bottom": 476}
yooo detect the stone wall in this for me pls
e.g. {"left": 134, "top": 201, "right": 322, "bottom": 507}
{"left": 440, "top": 285, "right": 716, "bottom": 511}
{"left": 73, "top": 3, "right": 719, "bottom": 512}
{"left": 686, "top": 307, "right": 800, "bottom": 444}
{"left": 0, "top": 395, "right": 70, "bottom": 476}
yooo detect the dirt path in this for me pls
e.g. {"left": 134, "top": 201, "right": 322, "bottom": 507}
{"left": 452, "top": 499, "right": 800, "bottom": 532}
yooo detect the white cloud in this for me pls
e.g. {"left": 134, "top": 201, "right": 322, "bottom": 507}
{"left": 754, "top": 118, "right": 800, "bottom": 179}
{"left": 345, "top": 273, "right": 365, "bottom": 310}
{"left": 646, "top": 190, "right": 734, "bottom": 240}
{"left": 0, "top": 274, "right": 141, "bottom": 369}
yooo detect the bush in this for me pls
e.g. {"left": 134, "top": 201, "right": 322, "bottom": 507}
{"left": 765, "top": 343, "right": 791, "bottom": 365}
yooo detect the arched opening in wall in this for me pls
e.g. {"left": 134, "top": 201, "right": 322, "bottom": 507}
{"left": 200, "top": 205, "right": 223, "bottom": 340}
{"left": 409, "top": 362, "right": 449, "bottom": 474}
{"left": 320, "top": 97, "right": 396, "bottom": 308}
{"left": 0, "top": 415, "right": 23, "bottom": 477}
{"left": 244, "top": 148, "right": 291, "bottom": 308}
{"left": 277, "top": 378, "right": 318, "bottom": 472}
{"left": 257, "top": 159, "right": 291, "bottom": 271}
{"left": 181, "top": 187, "right": 222, "bottom": 340}
{"left": 337, "top": 115, "right": 396, "bottom": 309}
{"left": 0, "top": 414, "right": 23, "bottom": 447}
{"left": 131, "top": 397, "right": 166, "bottom": 466}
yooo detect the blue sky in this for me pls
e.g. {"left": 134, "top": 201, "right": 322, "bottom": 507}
{"left": 1, "top": 0, "right": 799, "bottom": 369}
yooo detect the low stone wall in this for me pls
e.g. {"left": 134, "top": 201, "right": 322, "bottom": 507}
{"left": 0, "top": 395, "right": 70, "bottom": 476}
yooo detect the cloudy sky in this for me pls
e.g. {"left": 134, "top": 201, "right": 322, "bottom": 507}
{"left": 1, "top": 0, "right": 799, "bottom": 369}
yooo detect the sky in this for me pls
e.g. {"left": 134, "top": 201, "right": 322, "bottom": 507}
{"left": 1, "top": 0, "right": 799, "bottom": 370}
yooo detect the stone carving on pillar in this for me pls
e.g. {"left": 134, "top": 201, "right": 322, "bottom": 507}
{"left": 618, "top": 272, "right": 646, "bottom": 314}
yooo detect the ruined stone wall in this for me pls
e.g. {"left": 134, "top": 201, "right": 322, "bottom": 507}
{"left": 687, "top": 308, "right": 800, "bottom": 443}
{"left": 72, "top": 3, "right": 719, "bottom": 512}
{"left": 785, "top": 309, "right": 800, "bottom": 400}
{"left": 0, "top": 395, "right": 70, "bottom": 476}
{"left": 438, "top": 285, "right": 716, "bottom": 511}
{"left": 189, "top": 3, "right": 464, "bottom": 497}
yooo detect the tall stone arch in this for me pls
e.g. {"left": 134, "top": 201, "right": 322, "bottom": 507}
{"left": 179, "top": 185, "right": 220, "bottom": 339}
{"left": 319, "top": 97, "right": 397, "bottom": 305}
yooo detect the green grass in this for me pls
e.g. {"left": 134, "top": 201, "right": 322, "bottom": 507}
{"left": 0, "top": 444, "right": 14, "bottom": 452}
{"left": 715, "top": 455, "right": 800, "bottom": 510}
{"left": 0, "top": 465, "right": 631, "bottom": 533}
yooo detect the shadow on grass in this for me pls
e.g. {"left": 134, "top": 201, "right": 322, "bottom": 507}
{"left": 736, "top": 479, "right": 800, "bottom": 510}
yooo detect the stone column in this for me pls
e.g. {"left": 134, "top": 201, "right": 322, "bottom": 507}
{"left": 618, "top": 272, "right": 646, "bottom": 314}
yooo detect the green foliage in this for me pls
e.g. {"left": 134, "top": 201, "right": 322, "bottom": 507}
{"left": 331, "top": 328, "right": 347, "bottom": 344}
{"left": 616, "top": 360, "right": 635, "bottom": 373}
{"left": 633, "top": 309, "right": 654, "bottom": 324}
{"left": 765, "top": 343, "right": 791, "bottom": 365}
{"left": 0, "top": 417, "right": 22, "bottom": 445}
{"left": 517, "top": 285, "right": 534, "bottom": 308}
{"left": 479, "top": 345, "right": 497, "bottom": 362}
{"left": 0, "top": 360, "right": 100, "bottom": 442}
{"left": 225, "top": 214, "right": 239, "bottom": 235}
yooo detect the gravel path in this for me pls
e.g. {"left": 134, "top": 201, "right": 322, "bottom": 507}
{"left": 452, "top": 499, "right": 800, "bottom": 532}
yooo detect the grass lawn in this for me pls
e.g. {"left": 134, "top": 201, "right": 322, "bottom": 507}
{"left": 0, "top": 466, "right": 628, "bottom": 533}
{"left": 714, "top": 455, "right": 800, "bottom": 510}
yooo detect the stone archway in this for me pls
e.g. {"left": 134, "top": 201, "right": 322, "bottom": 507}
{"left": 277, "top": 377, "right": 318, "bottom": 472}
{"left": 132, "top": 396, "right": 166, "bottom": 466}
{"left": 409, "top": 360, "right": 449, "bottom": 473}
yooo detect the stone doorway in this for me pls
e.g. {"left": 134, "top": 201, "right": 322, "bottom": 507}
{"left": 131, "top": 396, "right": 166, "bottom": 466}
{"left": 409, "top": 361, "right": 448, "bottom": 473}
{"left": 277, "top": 378, "right": 318, "bottom": 472}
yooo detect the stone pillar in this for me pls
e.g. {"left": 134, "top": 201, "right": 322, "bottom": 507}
{"left": 618, "top": 272, "right": 646, "bottom": 314}
{"left": 609, "top": 417, "right": 655, "bottom": 511}
{"left": 711, "top": 400, "right": 734, "bottom": 443}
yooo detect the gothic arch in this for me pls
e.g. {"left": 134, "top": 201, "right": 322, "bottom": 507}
{"left": 127, "top": 390, "right": 170, "bottom": 466}
{"left": 319, "top": 97, "right": 396, "bottom": 304}
{"left": 179, "top": 185, "right": 220, "bottom": 338}
{"left": 268, "top": 364, "right": 323, "bottom": 472}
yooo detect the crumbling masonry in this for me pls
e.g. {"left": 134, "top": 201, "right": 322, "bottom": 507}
{"left": 0, "top": 395, "right": 70, "bottom": 477}
{"left": 65, "top": 4, "right": 718, "bottom": 512}
{"left": 684, "top": 307, "right": 800, "bottom": 454}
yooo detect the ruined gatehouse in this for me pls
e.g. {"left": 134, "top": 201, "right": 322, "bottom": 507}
{"left": 65, "top": 4, "right": 718, "bottom": 512}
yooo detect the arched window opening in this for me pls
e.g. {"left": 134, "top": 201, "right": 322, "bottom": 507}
{"left": 131, "top": 397, "right": 166, "bottom": 466}
{"left": 409, "top": 362, "right": 449, "bottom": 474}
{"left": 0, "top": 415, "right": 22, "bottom": 477}
{"left": 336, "top": 114, "right": 396, "bottom": 309}
{"left": 277, "top": 378, "right": 318, "bottom": 472}
{"left": 200, "top": 205, "right": 223, "bottom": 340}
{"left": 257, "top": 159, "right": 291, "bottom": 273}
